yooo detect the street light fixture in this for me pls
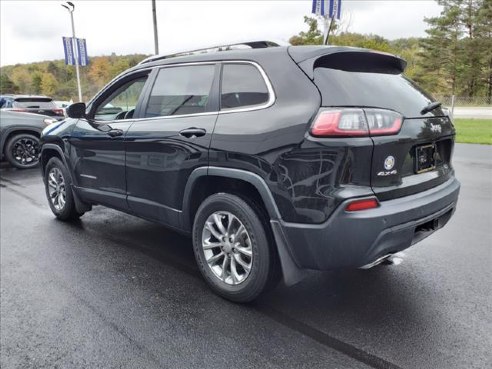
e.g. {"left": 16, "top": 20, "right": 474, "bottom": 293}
{"left": 61, "top": 1, "right": 83, "bottom": 102}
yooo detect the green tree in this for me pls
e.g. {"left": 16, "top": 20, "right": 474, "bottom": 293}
{"left": 0, "top": 73, "right": 19, "bottom": 94}
{"left": 419, "top": 0, "right": 491, "bottom": 98}
{"left": 289, "top": 16, "right": 323, "bottom": 45}
{"left": 41, "top": 72, "right": 57, "bottom": 96}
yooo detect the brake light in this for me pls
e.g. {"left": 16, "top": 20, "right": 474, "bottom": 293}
{"left": 53, "top": 109, "right": 65, "bottom": 116}
{"left": 310, "top": 108, "right": 403, "bottom": 137}
{"left": 311, "top": 109, "right": 369, "bottom": 137}
{"left": 345, "top": 198, "right": 379, "bottom": 212}
{"left": 11, "top": 108, "right": 28, "bottom": 113}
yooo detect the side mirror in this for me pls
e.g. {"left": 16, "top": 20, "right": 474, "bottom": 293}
{"left": 66, "top": 102, "right": 86, "bottom": 119}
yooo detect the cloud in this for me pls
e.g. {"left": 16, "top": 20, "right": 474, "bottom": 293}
{"left": 0, "top": 0, "right": 442, "bottom": 66}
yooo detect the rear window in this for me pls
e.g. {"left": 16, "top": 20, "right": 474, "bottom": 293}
{"left": 313, "top": 68, "right": 439, "bottom": 118}
{"left": 13, "top": 98, "right": 55, "bottom": 109}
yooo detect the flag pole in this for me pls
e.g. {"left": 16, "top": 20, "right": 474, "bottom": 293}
{"left": 324, "top": 17, "right": 335, "bottom": 45}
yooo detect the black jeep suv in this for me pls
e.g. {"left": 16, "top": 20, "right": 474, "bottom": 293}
{"left": 40, "top": 42, "right": 460, "bottom": 302}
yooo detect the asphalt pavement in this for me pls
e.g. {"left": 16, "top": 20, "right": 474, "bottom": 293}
{"left": 452, "top": 106, "right": 492, "bottom": 119}
{"left": 1, "top": 143, "right": 491, "bottom": 369}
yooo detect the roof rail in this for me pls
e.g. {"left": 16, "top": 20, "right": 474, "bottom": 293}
{"left": 138, "top": 40, "right": 285, "bottom": 65}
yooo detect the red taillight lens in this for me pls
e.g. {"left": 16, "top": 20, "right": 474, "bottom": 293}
{"left": 345, "top": 198, "right": 379, "bottom": 212}
{"left": 310, "top": 108, "right": 403, "bottom": 137}
{"left": 311, "top": 109, "right": 369, "bottom": 137}
{"left": 365, "top": 109, "right": 403, "bottom": 136}
{"left": 53, "top": 109, "right": 65, "bottom": 116}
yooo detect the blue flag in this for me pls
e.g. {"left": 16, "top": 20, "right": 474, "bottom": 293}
{"left": 77, "top": 38, "right": 89, "bottom": 66}
{"left": 329, "top": 0, "right": 342, "bottom": 20}
{"left": 62, "top": 37, "right": 75, "bottom": 65}
{"left": 312, "top": 0, "right": 342, "bottom": 19}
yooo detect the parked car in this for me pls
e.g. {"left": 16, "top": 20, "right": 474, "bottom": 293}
{"left": 39, "top": 42, "right": 460, "bottom": 302}
{"left": 0, "top": 110, "right": 57, "bottom": 168}
{"left": 0, "top": 95, "right": 65, "bottom": 120}
{"left": 54, "top": 101, "right": 72, "bottom": 117}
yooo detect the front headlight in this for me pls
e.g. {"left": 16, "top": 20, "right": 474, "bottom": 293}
{"left": 43, "top": 118, "right": 58, "bottom": 125}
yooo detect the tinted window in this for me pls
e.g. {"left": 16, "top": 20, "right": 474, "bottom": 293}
{"left": 13, "top": 98, "right": 56, "bottom": 109}
{"left": 94, "top": 77, "right": 147, "bottom": 121}
{"left": 220, "top": 64, "right": 269, "bottom": 110}
{"left": 145, "top": 65, "right": 215, "bottom": 117}
{"left": 313, "top": 68, "right": 440, "bottom": 118}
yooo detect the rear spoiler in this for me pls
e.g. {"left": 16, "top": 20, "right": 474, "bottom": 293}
{"left": 288, "top": 46, "right": 407, "bottom": 79}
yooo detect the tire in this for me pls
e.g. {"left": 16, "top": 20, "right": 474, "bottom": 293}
{"left": 4, "top": 133, "right": 40, "bottom": 169}
{"left": 44, "top": 157, "right": 83, "bottom": 221}
{"left": 192, "top": 193, "right": 278, "bottom": 302}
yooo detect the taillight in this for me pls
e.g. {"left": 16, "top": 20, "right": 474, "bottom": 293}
{"left": 53, "top": 109, "right": 64, "bottom": 116}
{"left": 345, "top": 198, "right": 379, "bottom": 212}
{"left": 11, "top": 108, "right": 28, "bottom": 113}
{"left": 310, "top": 108, "right": 403, "bottom": 137}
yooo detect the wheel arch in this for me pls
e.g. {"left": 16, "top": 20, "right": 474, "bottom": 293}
{"left": 182, "top": 167, "right": 282, "bottom": 231}
{"left": 182, "top": 166, "right": 307, "bottom": 286}
{"left": 1, "top": 127, "right": 42, "bottom": 156}
{"left": 40, "top": 144, "right": 66, "bottom": 175}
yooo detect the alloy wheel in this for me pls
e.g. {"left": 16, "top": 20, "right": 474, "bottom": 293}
{"left": 201, "top": 211, "right": 253, "bottom": 285}
{"left": 12, "top": 137, "right": 39, "bottom": 167}
{"left": 47, "top": 167, "right": 66, "bottom": 211}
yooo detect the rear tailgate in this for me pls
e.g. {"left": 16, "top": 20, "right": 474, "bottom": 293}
{"left": 289, "top": 46, "right": 455, "bottom": 201}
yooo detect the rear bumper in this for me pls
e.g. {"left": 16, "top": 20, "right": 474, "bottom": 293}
{"left": 273, "top": 177, "right": 460, "bottom": 271}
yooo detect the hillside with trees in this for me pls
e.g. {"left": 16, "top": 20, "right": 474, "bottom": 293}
{"left": 0, "top": 53, "right": 148, "bottom": 102}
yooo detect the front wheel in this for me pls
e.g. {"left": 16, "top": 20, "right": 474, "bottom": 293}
{"left": 192, "top": 193, "right": 277, "bottom": 302}
{"left": 44, "top": 157, "right": 83, "bottom": 221}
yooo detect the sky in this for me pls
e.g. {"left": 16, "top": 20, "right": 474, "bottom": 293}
{"left": 0, "top": 0, "right": 443, "bottom": 66}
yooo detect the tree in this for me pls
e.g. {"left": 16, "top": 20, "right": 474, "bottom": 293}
{"left": 87, "top": 57, "right": 111, "bottom": 89}
{"left": 289, "top": 16, "right": 323, "bottom": 45}
{"left": 0, "top": 73, "right": 19, "bottom": 94}
{"left": 41, "top": 73, "right": 57, "bottom": 96}
{"left": 419, "top": 0, "right": 491, "bottom": 98}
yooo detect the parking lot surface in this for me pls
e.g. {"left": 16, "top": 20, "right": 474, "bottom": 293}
{"left": 1, "top": 144, "right": 491, "bottom": 369}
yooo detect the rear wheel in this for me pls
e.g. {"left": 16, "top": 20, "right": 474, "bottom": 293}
{"left": 44, "top": 157, "right": 83, "bottom": 221}
{"left": 4, "top": 134, "right": 40, "bottom": 169}
{"left": 192, "top": 193, "right": 277, "bottom": 302}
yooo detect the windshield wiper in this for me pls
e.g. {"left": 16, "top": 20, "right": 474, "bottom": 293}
{"left": 421, "top": 101, "right": 442, "bottom": 115}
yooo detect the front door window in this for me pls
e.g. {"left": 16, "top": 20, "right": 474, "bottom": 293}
{"left": 94, "top": 77, "right": 147, "bottom": 121}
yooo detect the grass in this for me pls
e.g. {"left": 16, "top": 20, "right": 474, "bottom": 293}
{"left": 453, "top": 119, "right": 492, "bottom": 145}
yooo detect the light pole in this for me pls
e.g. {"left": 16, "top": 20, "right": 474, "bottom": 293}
{"left": 61, "top": 1, "right": 83, "bottom": 102}
{"left": 152, "top": 0, "right": 159, "bottom": 54}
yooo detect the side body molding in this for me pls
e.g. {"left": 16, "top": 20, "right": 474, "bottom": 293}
{"left": 181, "top": 166, "right": 307, "bottom": 286}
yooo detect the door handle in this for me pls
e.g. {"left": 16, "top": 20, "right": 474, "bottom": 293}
{"left": 179, "top": 127, "right": 206, "bottom": 138}
{"left": 107, "top": 129, "right": 123, "bottom": 138}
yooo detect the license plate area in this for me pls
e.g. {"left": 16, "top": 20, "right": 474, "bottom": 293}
{"left": 415, "top": 144, "right": 436, "bottom": 173}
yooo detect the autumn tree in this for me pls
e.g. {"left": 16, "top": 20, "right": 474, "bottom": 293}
{"left": 41, "top": 72, "right": 57, "bottom": 96}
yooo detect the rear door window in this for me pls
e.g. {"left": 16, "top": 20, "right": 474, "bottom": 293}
{"left": 220, "top": 63, "right": 269, "bottom": 110}
{"left": 145, "top": 64, "right": 216, "bottom": 118}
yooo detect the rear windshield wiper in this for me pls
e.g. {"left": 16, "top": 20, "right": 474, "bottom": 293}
{"left": 420, "top": 101, "right": 442, "bottom": 115}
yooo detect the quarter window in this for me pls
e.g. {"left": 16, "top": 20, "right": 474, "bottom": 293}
{"left": 145, "top": 65, "right": 216, "bottom": 118}
{"left": 220, "top": 64, "right": 269, "bottom": 110}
